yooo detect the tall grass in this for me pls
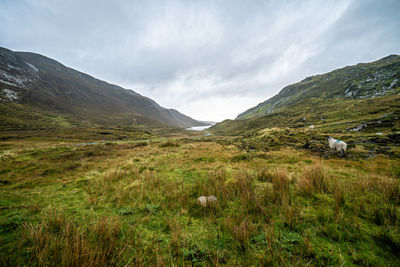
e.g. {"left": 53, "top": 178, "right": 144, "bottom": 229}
{"left": 22, "top": 211, "right": 128, "bottom": 266}
{"left": 2, "top": 139, "right": 400, "bottom": 265}
{"left": 297, "top": 162, "right": 329, "bottom": 195}
{"left": 378, "top": 178, "right": 400, "bottom": 204}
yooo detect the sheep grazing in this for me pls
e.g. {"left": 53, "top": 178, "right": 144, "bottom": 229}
{"left": 309, "top": 125, "right": 315, "bottom": 130}
{"left": 197, "top": 195, "right": 217, "bottom": 207}
{"left": 328, "top": 136, "right": 347, "bottom": 156}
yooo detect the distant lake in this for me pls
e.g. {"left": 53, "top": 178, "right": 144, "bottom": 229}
{"left": 186, "top": 124, "right": 214, "bottom": 131}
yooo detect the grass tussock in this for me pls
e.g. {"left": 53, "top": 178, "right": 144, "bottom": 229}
{"left": 22, "top": 211, "right": 128, "bottom": 266}
{"left": 378, "top": 178, "right": 400, "bottom": 204}
{"left": 297, "top": 161, "right": 329, "bottom": 195}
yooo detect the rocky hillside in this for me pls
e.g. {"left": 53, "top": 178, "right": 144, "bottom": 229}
{"left": 237, "top": 55, "right": 400, "bottom": 120}
{"left": 0, "top": 47, "right": 205, "bottom": 130}
{"left": 212, "top": 55, "right": 400, "bottom": 135}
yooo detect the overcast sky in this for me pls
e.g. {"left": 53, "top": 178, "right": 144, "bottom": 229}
{"left": 1, "top": 0, "right": 399, "bottom": 121}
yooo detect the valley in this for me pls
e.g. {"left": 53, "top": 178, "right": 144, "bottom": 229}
{"left": 0, "top": 49, "right": 399, "bottom": 266}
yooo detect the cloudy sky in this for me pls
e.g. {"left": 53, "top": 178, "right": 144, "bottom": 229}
{"left": 1, "top": 0, "right": 399, "bottom": 121}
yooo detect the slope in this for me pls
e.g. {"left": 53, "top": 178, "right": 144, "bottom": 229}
{"left": 212, "top": 55, "right": 400, "bottom": 135}
{"left": 0, "top": 47, "right": 204, "bottom": 130}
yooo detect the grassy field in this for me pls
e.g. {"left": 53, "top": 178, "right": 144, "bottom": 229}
{"left": 0, "top": 131, "right": 399, "bottom": 266}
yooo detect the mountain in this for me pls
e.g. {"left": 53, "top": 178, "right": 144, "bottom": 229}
{"left": 212, "top": 55, "right": 400, "bottom": 135}
{"left": 0, "top": 47, "right": 205, "bottom": 130}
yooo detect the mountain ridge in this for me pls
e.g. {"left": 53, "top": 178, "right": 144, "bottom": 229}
{"left": 0, "top": 47, "right": 205, "bottom": 130}
{"left": 236, "top": 54, "right": 400, "bottom": 120}
{"left": 212, "top": 54, "right": 400, "bottom": 135}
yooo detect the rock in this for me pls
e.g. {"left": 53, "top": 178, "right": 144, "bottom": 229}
{"left": 1, "top": 88, "right": 19, "bottom": 101}
{"left": 378, "top": 112, "right": 394, "bottom": 119}
{"left": 197, "top": 195, "right": 217, "bottom": 207}
{"left": 348, "top": 123, "right": 367, "bottom": 132}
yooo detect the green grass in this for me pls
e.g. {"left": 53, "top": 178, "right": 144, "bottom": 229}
{"left": 212, "top": 95, "right": 400, "bottom": 136}
{"left": 0, "top": 131, "right": 399, "bottom": 266}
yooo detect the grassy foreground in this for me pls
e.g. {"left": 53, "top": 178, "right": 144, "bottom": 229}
{"left": 0, "top": 133, "right": 399, "bottom": 266}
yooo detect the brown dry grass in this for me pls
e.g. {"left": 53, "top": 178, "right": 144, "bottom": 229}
{"left": 23, "top": 211, "right": 127, "bottom": 266}
{"left": 297, "top": 161, "right": 329, "bottom": 195}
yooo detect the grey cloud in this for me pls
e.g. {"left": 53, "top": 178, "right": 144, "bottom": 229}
{"left": 1, "top": 0, "right": 399, "bottom": 121}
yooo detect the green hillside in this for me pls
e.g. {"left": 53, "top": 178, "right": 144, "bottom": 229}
{"left": 212, "top": 55, "right": 400, "bottom": 136}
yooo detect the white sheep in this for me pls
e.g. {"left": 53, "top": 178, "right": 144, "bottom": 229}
{"left": 197, "top": 195, "right": 217, "bottom": 207}
{"left": 328, "top": 136, "right": 347, "bottom": 156}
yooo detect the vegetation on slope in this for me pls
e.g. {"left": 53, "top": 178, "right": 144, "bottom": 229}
{"left": 212, "top": 95, "right": 400, "bottom": 135}
{"left": 212, "top": 55, "right": 400, "bottom": 141}
{"left": 237, "top": 55, "right": 400, "bottom": 120}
